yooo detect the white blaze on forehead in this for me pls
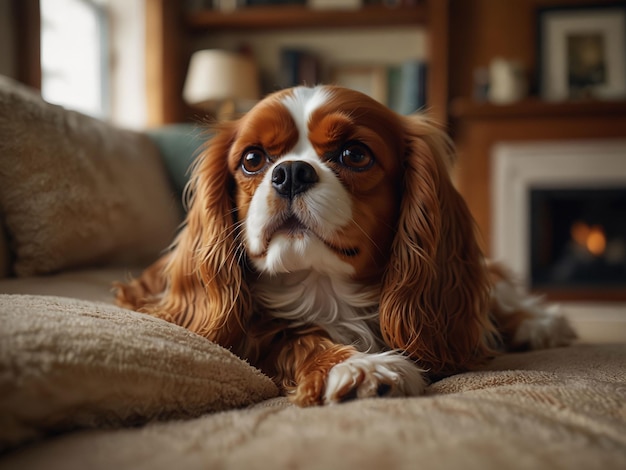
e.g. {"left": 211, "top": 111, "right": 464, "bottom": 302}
{"left": 280, "top": 86, "right": 332, "bottom": 154}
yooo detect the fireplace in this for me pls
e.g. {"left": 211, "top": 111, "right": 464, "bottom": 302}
{"left": 491, "top": 140, "right": 626, "bottom": 342}
{"left": 530, "top": 187, "right": 626, "bottom": 299}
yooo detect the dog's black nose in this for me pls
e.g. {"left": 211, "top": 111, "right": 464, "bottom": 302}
{"left": 272, "top": 161, "right": 319, "bottom": 199}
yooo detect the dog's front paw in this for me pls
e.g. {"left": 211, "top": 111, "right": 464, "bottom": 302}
{"left": 323, "top": 352, "right": 427, "bottom": 405}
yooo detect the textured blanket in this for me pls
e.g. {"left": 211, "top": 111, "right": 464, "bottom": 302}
{"left": 1, "top": 294, "right": 625, "bottom": 469}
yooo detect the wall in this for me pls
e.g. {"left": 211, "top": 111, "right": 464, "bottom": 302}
{"left": 108, "top": 0, "right": 147, "bottom": 129}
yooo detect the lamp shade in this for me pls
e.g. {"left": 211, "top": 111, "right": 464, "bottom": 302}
{"left": 183, "top": 50, "right": 261, "bottom": 107}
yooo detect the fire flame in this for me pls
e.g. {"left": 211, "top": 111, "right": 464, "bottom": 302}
{"left": 571, "top": 221, "right": 606, "bottom": 256}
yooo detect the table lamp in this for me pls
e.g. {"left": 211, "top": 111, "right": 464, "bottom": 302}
{"left": 183, "top": 49, "right": 261, "bottom": 119}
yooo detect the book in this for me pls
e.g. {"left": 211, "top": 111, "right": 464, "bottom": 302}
{"left": 398, "top": 60, "right": 427, "bottom": 114}
{"left": 245, "top": 1, "right": 306, "bottom": 5}
{"left": 308, "top": 0, "right": 362, "bottom": 10}
{"left": 387, "top": 66, "right": 403, "bottom": 114}
{"left": 279, "top": 49, "right": 320, "bottom": 89}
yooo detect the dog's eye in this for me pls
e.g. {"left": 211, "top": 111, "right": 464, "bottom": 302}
{"left": 339, "top": 142, "right": 374, "bottom": 171}
{"left": 241, "top": 148, "right": 268, "bottom": 175}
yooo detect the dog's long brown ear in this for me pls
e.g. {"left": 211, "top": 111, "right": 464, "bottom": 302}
{"left": 115, "top": 122, "right": 252, "bottom": 350}
{"left": 379, "top": 116, "right": 497, "bottom": 375}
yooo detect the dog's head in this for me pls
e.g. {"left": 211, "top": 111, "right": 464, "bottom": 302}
{"left": 118, "top": 85, "right": 494, "bottom": 374}
{"left": 230, "top": 86, "right": 403, "bottom": 280}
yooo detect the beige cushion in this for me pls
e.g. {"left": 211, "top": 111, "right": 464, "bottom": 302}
{"left": 0, "top": 76, "right": 181, "bottom": 276}
{"left": 0, "top": 267, "right": 141, "bottom": 304}
{"left": 1, "top": 343, "right": 625, "bottom": 469}
{"left": 0, "top": 294, "right": 279, "bottom": 451}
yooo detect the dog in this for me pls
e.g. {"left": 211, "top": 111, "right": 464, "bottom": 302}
{"left": 115, "top": 85, "right": 576, "bottom": 406}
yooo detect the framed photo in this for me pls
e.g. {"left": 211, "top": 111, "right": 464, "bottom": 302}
{"left": 537, "top": 5, "right": 626, "bottom": 101}
{"left": 331, "top": 66, "right": 388, "bottom": 104}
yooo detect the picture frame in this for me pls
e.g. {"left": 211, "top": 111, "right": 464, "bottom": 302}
{"left": 331, "top": 66, "right": 388, "bottom": 104}
{"left": 537, "top": 5, "right": 626, "bottom": 101}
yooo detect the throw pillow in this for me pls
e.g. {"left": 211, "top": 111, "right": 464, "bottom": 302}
{"left": 0, "top": 76, "right": 181, "bottom": 276}
{"left": 0, "top": 294, "right": 279, "bottom": 451}
{"left": 146, "top": 123, "right": 207, "bottom": 197}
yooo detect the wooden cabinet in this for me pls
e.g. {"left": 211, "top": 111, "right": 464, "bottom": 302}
{"left": 447, "top": 0, "right": 626, "bottom": 256}
{"left": 144, "top": 0, "right": 449, "bottom": 126}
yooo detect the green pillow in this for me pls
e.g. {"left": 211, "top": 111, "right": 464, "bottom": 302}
{"left": 147, "top": 124, "right": 208, "bottom": 196}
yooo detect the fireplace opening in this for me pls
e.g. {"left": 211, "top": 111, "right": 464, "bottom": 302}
{"left": 530, "top": 187, "right": 626, "bottom": 300}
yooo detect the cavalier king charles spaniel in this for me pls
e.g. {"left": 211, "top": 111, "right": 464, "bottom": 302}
{"left": 115, "top": 85, "right": 576, "bottom": 406}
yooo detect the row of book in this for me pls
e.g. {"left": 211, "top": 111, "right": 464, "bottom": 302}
{"left": 242, "top": 1, "right": 422, "bottom": 7}
{"left": 186, "top": 1, "right": 421, "bottom": 13}
{"left": 387, "top": 60, "right": 427, "bottom": 115}
{"left": 280, "top": 49, "right": 427, "bottom": 115}
{"left": 189, "top": 1, "right": 419, "bottom": 9}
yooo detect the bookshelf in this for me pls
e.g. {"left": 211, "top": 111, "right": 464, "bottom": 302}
{"left": 145, "top": 0, "right": 449, "bottom": 126}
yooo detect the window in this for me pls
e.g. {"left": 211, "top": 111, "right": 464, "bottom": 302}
{"left": 40, "top": 0, "right": 109, "bottom": 118}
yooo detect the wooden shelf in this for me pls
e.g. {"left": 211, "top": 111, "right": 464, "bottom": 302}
{"left": 450, "top": 97, "right": 626, "bottom": 120}
{"left": 532, "top": 287, "right": 626, "bottom": 303}
{"left": 185, "top": 4, "right": 428, "bottom": 31}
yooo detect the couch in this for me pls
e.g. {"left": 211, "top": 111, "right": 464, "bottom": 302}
{"left": 1, "top": 76, "right": 625, "bottom": 469}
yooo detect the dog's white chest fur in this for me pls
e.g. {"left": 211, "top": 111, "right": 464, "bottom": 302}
{"left": 252, "top": 271, "right": 383, "bottom": 352}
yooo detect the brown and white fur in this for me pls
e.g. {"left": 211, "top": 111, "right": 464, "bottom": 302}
{"left": 115, "top": 86, "right": 576, "bottom": 406}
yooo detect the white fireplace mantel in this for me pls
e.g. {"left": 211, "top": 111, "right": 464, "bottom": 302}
{"left": 491, "top": 139, "right": 626, "bottom": 343}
